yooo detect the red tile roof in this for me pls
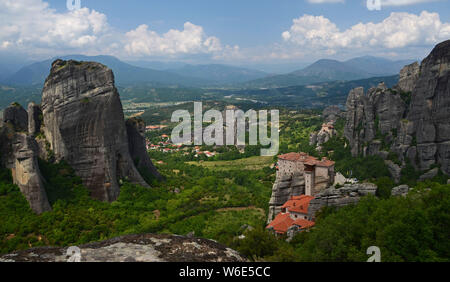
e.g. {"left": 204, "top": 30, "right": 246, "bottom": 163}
{"left": 266, "top": 213, "right": 294, "bottom": 234}
{"left": 293, "top": 218, "right": 315, "bottom": 229}
{"left": 266, "top": 200, "right": 316, "bottom": 234}
{"left": 278, "top": 152, "right": 335, "bottom": 167}
{"left": 281, "top": 195, "right": 314, "bottom": 214}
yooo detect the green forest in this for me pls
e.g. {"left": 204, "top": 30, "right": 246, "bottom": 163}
{"left": 0, "top": 109, "right": 449, "bottom": 262}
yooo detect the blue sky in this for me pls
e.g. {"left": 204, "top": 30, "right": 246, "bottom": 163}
{"left": 1, "top": 0, "right": 450, "bottom": 69}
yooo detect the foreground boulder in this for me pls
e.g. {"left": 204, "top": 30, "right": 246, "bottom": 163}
{"left": 0, "top": 234, "right": 246, "bottom": 262}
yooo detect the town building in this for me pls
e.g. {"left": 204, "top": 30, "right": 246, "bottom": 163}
{"left": 277, "top": 152, "right": 335, "bottom": 196}
{"left": 266, "top": 195, "right": 315, "bottom": 237}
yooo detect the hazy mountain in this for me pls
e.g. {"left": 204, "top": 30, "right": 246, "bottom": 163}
{"left": 293, "top": 59, "right": 373, "bottom": 79}
{"left": 126, "top": 60, "right": 189, "bottom": 71}
{"left": 344, "top": 56, "right": 415, "bottom": 76}
{"left": 227, "top": 75, "right": 399, "bottom": 108}
{"left": 5, "top": 55, "right": 210, "bottom": 87}
{"left": 242, "top": 56, "right": 415, "bottom": 88}
{"left": 165, "top": 64, "right": 268, "bottom": 84}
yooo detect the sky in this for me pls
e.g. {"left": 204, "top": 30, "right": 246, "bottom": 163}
{"left": 1, "top": 0, "right": 450, "bottom": 70}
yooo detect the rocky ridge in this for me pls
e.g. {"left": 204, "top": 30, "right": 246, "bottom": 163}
{"left": 307, "top": 183, "right": 377, "bottom": 220}
{"left": 344, "top": 40, "right": 450, "bottom": 180}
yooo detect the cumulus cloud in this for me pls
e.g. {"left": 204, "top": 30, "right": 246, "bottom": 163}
{"left": 0, "top": 0, "right": 108, "bottom": 54}
{"left": 0, "top": 0, "right": 233, "bottom": 60}
{"left": 124, "top": 22, "right": 223, "bottom": 57}
{"left": 282, "top": 11, "right": 450, "bottom": 52}
{"left": 380, "top": 0, "right": 442, "bottom": 6}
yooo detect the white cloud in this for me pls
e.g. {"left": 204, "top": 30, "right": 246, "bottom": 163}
{"left": 282, "top": 11, "right": 450, "bottom": 52}
{"left": 380, "top": 0, "right": 442, "bottom": 6}
{"left": 124, "top": 22, "right": 223, "bottom": 57}
{"left": 0, "top": 0, "right": 108, "bottom": 54}
{"left": 0, "top": 0, "right": 233, "bottom": 60}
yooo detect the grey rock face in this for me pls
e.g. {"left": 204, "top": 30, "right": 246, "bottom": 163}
{"left": 385, "top": 160, "right": 402, "bottom": 183}
{"left": 323, "top": 105, "right": 343, "bottom": 122}
{"left": 344, "top": 40, "right": 450, "bottom": 177}
{"left": 267, "top": 173, "right": 305, "bottom": 223}
{"left": 0, "top": 105, "right": 51, "bottom": 214}
{"left": 419, "top": 167, "right": 439, "bottom": 181}
{"left": 27, "top": 102, "right": 42, "bottom": 136}
{"left": 126, "top": 118, "right": 163, "bottom": 181}
{"left": 3, "top": 103, "right": 28, "bottom": 132}
{"left": 40, "top": 59, "right": 150, "bottom": 202}
{"left": 397, "top": 62, "right": 420, "bottom": 93}
{"left": 0, "top": 234, "right": 246, "bottom": 262}
{"left": 9, "top": 133, "right": 51, "bottom": 214}
{"left": 307, "top": 183, "right": 377, "bottom": 220}
{"left": 407, "top": 40, "right": 450, "bottom": 174}
{"left": 391, "top": 185, "right": 410, "bottom": 197}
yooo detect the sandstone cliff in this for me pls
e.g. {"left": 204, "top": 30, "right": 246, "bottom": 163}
{"left": 0, "top": 234, "right": 246, "bottom": 262}
{"left": 344, "top": 40, "right": 450, "bottom": 178}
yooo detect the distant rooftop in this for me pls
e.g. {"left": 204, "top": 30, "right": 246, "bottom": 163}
{"left": 278, "top": 152, "right": 335, "bottom": 167}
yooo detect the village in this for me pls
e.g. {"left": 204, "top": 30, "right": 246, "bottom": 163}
{"left": 144, "top": 124, "right": 219, "bottom": 159}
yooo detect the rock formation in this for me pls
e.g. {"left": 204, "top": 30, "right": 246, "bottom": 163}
{"left": 391, "top": 184, "right": 410, "bottom": 197}
{"left": 40, "top": 59, "right": 156, "bottom": 202}
{"left": 0, "top": 104, "right": 51, "bottom": 214}
{"left": 344, "top": 40, "right": 450, "bottom": 178}
{"left": 0, "top": 59, "right": 161, "bottom": 212}
{"left": 0, "top": 234, "right": 246, "bottom": 262}
{"left": 309, "top": 122, "right": 336, "bottom": 149}
{"left": 397, "top": 62, "right": 420, "bottom": 93}
{"left": 307, "top": 183, "right": 377, "bottom": 220}
{"left": 268, "top": 172, "right": 306, "bottom": 223}
{"left": 322, "top": 105, "right": 343, "bottom": 122}
{"left": 126, "top": 118, "right": 163, "bottom": 181}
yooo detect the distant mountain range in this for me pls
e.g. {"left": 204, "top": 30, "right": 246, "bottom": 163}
{"left": 165, "top": 64, "right": 268, "bottom": 84}
{"left": 240, "top": 56, "right": 415, "bottom": 88}
{"left": 0, "top": 54, "right": 415, "bottom": 89}
{"left": 3, "top": 55, "right": 211, "bottom": 87}
{"left": 1, "top": 55, "right": 268, "bottom": 87}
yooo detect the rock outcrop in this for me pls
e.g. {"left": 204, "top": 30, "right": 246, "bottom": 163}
{"left": 40, "top": 59, "right": 154, "bottom": 202}
{"left": 397, "top": 62, "right": 420, "bottom": 93}
{"left": 309, "top": 122, "right": 336, "bottom": 149}
{"left": 0, "top": 104, "right": 51, "bottom": 214}
{"left": 268, "top": 173, "right": 305, "bottom": 223}
{"left": 391, "top": 184, "right": 410, "bottom": 197}
{"left": 0, "top": 59, "right": 161, "bottom": 212}
{"left": 126, "top": 118, "right": 163, "bottom": 181}
{"left": 307, "top": 183, "right": 377, "bottom": 220}
{"left": 344, "top": 40, "right": 450, "bottom": 177}
{"left": 322, "top": 105, "right": 343, "bottom": 122}
{"left": 0, "top": 234, "right": 246, "bottom": 262}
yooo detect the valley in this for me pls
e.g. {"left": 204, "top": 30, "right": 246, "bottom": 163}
{"left": 0, "top": 40, "right": 449, "bottom": 263}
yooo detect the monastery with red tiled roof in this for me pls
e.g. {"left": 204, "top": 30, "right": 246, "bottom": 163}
{"left": 277, "top": 152, "right": 335, "bottom": 196}
{"left": 266, "top": 195, "right": 315, "bottom": 236}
